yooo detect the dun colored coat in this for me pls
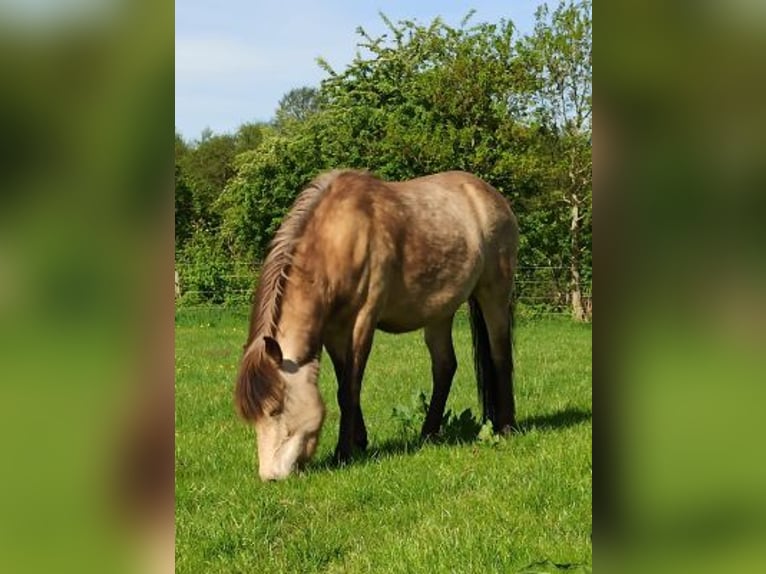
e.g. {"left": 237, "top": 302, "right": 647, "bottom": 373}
{"left": 235, "top": 170, "right": 518, "bottom": 480}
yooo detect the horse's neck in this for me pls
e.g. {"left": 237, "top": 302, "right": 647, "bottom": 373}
{"left": 275, "top": 275, "right": 324, "bottom": 363}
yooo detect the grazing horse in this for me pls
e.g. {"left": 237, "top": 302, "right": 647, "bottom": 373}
{"left": 235, "top": 170, "right": 518, "bottom": 480}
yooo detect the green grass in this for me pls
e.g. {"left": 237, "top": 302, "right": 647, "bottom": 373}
{"left": 175, "top": 307, "right": 592, "bottom": 573}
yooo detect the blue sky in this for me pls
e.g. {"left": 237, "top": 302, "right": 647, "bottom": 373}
{"left": 176, "top": 1, "right": 545, "bottom": 140}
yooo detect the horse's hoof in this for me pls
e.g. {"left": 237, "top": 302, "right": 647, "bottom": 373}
{"left": 497, "top": 422, "right": 518, "bottom": 436}
{"left": 420, "top": 429, "right": 439, "bottom": 442}
{"left": 333, "top": 448, "right": 353, "bottom": 466}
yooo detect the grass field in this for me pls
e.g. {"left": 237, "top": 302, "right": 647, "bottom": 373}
{"left": 175, "top": 307, "right": 592, "bottom": 573}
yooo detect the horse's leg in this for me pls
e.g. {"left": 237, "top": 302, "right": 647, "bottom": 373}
{"left": 474, "top": 288, "right": 516, "bottom": 434}
{"left": 420, "top": 315, "right": 457, "bottom": 439}
{"left": 325, "top": 336, "right": 368, "bottom": 452}
{"left": 334, "top": 309, "right": 376, "bottom": 462}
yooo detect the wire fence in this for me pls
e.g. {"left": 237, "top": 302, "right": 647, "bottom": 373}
{"left": 174, "top": 264, "right": 592, "bottom": 318}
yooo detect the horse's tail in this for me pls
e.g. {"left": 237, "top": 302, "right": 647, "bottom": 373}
{"left": 468, "top": 296, "right": 497, "bottom": 424}
{"left": 468, "top": 296, "right": 516, "bottom": 426}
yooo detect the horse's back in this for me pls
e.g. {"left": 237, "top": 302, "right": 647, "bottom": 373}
{"left": 388, "top": 170, "right": 517, "bottom": 267}
{"left": 299, "top": 170, "right": 517, "bottom": 333}
{"left": 382, "top": 171, "right": 517, "bottom": 330}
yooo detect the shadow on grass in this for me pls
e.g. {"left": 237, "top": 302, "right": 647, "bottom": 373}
{"left": 518, "top": 407, "right": 592, "bottom": 433}
{"left": 308, "top": 406, "right": 592, "bottom": 472}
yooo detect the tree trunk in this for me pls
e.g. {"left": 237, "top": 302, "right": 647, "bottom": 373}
{"left": 570, "top": 200, "right": 586, "bottom": 321}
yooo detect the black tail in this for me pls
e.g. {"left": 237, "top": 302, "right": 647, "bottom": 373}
{"left": 468, "top": 297, "right": 497, "bottom": 424}
{"left": 468, "top": 296, "right": 516, "bottom": 428}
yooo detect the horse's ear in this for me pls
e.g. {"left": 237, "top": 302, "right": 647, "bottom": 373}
{"left": 263, "top": 336, "right": 283, "bottom": 365}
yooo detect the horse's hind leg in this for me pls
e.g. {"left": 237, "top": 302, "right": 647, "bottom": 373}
{"left": 473, "top": 286, "right": 516, "bottom": 434}
{"left": 421, "top": 315, "right": 457, "bottom": 439}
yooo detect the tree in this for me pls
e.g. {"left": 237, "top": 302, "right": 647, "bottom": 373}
{"left": 218, "top": 132, "right": 324, "bottom": 262}
{"left": 314, "top": 14, "right": 532, "bottom": 184}
{"left": 177, "top": 132, "right": 238, "bottom": 228}
{"left": 518, "top": 0, "right": 592, "bottom": 320}
{"left": 274, "top": 87, "right": 319, "bottom": 131}
{"left": 174, "top": 132, "right": 194, "bottom": 248}
{"left": 221, "top": 15, "right": 532, "bottom": 262}
{"left": 209, "top": 8, "right": 592, "bottom": 311}
{"left": 235, "top": 122, "right": 270, "bottom": 153}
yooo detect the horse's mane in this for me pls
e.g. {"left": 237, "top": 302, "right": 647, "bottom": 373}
{"left": 247, "top": 170, "right": 349, "bottom": 342}
{"left": 235, "top": 170, "right": 347, "bottom": 421}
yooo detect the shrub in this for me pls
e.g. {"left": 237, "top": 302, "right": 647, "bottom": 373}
{"left": 176, "top": 226, "right": 253, "bottom": 305}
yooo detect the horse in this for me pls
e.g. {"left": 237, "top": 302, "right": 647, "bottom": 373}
{"left": 235, "top": 169, "right": 518, "bottom": 480}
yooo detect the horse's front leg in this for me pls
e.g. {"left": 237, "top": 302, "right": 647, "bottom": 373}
{"left": 334, "top": 309, "right": 376, "bottom": 463}
{"left": 326, "top": 338, "right": 368, "bottom": 454}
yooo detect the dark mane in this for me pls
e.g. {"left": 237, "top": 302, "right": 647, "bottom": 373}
{"left": 235, "top": 170, "right": 344, "bottom": 421}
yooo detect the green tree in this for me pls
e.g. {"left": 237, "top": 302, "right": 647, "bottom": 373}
{"left": 518, "top": 0, "right": 592, "bottom": 319}
{"left": 274, "top": 86, "right": 319, "bottom": 131}
{"left": 177, "top": 131, "right": 238, "bottom": 228}
{"left": 213, "top": 7, "right": 592, "bottom": 313}
{"left": 235, "top": 121, "right": 270, "bottom": 153}
{"left": 314, "top": 13, "right": 524, "bottom": 183}
{"left": 174, "top": 131, "right": 194, "bottom": 248}
{"left": 218, "top": 132, "right": 324, "bottom": 262}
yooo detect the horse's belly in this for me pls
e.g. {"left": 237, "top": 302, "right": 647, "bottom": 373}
{"left": 376, "top": 289, "right": 468, "bottom": 333}
{"left": 377, "top": 311, "right": 440, "bottom": 333}
{"left": 376, "top": 319, "right": 418, "bottom": 334}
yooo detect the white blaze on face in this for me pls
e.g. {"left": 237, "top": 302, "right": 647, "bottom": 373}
{"left": 254, "top": 361, "right": 325, "bottom": 481}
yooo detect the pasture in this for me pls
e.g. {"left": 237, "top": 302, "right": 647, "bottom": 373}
{"left": 175, "top": 307, "right": 592, "bottom": 573}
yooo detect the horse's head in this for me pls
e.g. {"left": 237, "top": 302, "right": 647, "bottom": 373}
{"left": 235, "top": 336, "right": 325, "bottom": 481}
